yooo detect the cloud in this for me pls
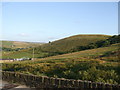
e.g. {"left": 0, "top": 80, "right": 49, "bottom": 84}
{"left": 18, "top": 33, "right": 29, "bottom": 37}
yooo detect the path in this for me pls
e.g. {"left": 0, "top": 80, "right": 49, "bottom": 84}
{"left": 0, "top": 80, "right": 31, "bottom": 90}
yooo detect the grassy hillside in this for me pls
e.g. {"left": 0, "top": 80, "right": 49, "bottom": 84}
{"left": 40, "top": 34, "right": 111, "bottom": 53}
{"left": 2, "top": 43, "right": 120, "bottom": 84}
{"left": 2, "top": 34, "right": 111, "bottom": 59}
{"left": 1, "top": 41, "right": 44, "bottom": 49}
{"left": 2, "top": 48, "right": 48, "bottom": 59}
{"left": 1, "top": 41, "right": 44, "bottom": 59}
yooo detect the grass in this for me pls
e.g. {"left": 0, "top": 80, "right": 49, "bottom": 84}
{"left": 2, "top": 34, "right": 120, "bottom": 84}
{"left": 40, "top": 34, "right": 111, "bottom": 52}
{"left": 2, "top": 34, "right": 111, "bottom": 59}
{"left": 1, "top": 40, "right": 43, "bottom": 49}
{"left": 3, "top": 43, "right": 119, "bottom": 69}
{"left": 2, "top": 48, "right": 49, "bottom": 59}
{"left": 2, "top": 43, "right": 120, "bottom": 84}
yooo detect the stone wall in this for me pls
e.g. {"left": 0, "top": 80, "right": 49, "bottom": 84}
{"left": 2, "top": 71, "right": 120, "bottom": 89}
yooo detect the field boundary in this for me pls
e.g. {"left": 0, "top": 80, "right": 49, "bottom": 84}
{"left": 2, "top": 71, "right": 120, "bottom": 89}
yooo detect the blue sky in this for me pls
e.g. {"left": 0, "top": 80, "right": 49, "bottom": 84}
{"left": 2, "top": 2, "right": 118, "bottom": 42}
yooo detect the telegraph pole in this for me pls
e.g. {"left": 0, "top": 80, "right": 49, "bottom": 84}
{"left": 32, "top": 48, "right": 34, "bottom": 60}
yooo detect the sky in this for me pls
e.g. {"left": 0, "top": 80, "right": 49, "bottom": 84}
{"left": 1, "top": 2, "right": 118, "bottom": 42}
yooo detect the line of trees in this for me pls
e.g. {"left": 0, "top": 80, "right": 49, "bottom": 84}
{"left": 1, "top": 47, "right": 25, "bottom": 51}
{"left": 70, "top": 35, "right": 120, "bottom": 52}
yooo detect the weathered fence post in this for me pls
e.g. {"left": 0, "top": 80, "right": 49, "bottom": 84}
{"left": 92, "top": 82, "right": 97, "bottom": 89}
{"left": 50, "top": 77, "right": 56, "bottom": 88}
{"left": 112, "top": 84, "right": 120, "bottom": 90}
{"left": 60, "top": 78, "right": 66, "bottom": 88}
{"left": 78, "top": 80, "right": 84, "bottom": 90}
{"left": 105, "top": 83, "right": 112, "bottom": 90}
{"left": 55, "top": 78, "right": 61, "bottom": 88}
{"left": 1, "top": 71, "right": 120, "bottom": 89}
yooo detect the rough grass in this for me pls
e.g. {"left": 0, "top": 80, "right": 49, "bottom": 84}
{"left": 2, "top": 43, "right": 120, "bottom": 84}
{"left": 2, "top": 34, "right": 111, "bottom": 59}
{"left": 40, "top": 34, "right": 111, "bottom": 52}
{"left": 2, "top": 48, "right": 48, "bottom": 59}
{"left": 4, "top": 43, "right": 119, "bottom": 64}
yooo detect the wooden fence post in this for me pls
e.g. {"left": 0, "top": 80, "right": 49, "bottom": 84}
{"left": 78, "top": 80, "right": 84, "bottom": 89}
{"left": 1, "top": 71, "right": 120, "bottom": 89}
{"left": 55, "top": 78, "right": 61, "bottom": 88}
{"left": 92, "top": 82, "right": 97, "bottom": 89}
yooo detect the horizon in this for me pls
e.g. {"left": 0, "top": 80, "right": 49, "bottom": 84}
{"left": 2, "top": 2, "right": 118, "bottom": 42}
{"left": 1, "top": 34, "right": 115, "bottom": 43}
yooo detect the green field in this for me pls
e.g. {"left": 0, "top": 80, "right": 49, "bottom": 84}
{"left": 1, "top": 41, "right": 44, "bottom": 59}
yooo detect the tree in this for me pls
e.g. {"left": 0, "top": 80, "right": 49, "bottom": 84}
{"left": 49, "top": 41, "right": 51, "bottom": 43}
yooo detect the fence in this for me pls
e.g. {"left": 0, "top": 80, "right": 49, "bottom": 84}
{"left": 2, "top": 71, "right": 120, "bottom": 89}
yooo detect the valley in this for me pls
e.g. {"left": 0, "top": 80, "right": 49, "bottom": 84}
{"left": 1, "top": 34, "right": 120, "bottom": 85}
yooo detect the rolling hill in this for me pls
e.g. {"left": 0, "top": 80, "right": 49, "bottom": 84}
{"left": 40, "top": 34, "right": 111, "bottom": 53}
{"left": 2, "top": 34, "right": 111, "bottom": 59}
{"left": 1, "top": 41, "right": 44, "bottom": 49}
{"left": 2, "top": 34, "right": 120, "bottom": 84}
{"left": 2, "top": 43, "right": 120, "bottom": 84}
{"left": 1, "top": 41, "right": 44, "bottom": 59}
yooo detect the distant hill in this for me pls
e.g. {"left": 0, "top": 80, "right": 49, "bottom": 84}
{"left": 2, "top": 34, "right": 111, "bottom": 59}
{"left": 40, "top": 34, "right": 111, "bottom": 53}
{"left": 1, "top": 41, "right": 44, "bottom": 49}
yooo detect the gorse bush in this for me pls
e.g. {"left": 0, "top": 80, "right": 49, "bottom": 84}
{"left": 2, "top": 35, "right": 120, "bottom": 84}
{"left": 79, "top": 67, "right": 119, "bottom": 84}
{"left": 71, "top": 35, "right": 120, "bottom": 52}
{"left": 3, "top": 59, "right": 119, "bottom": 84}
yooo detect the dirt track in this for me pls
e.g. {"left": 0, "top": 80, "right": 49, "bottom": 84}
{"left": 0, "top": 80, "right": 31, "bottom": 90}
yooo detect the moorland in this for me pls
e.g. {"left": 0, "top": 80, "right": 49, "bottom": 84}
{"left": 1, "top": 34, "right": 120, "bottom": 84}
